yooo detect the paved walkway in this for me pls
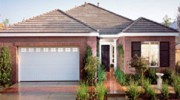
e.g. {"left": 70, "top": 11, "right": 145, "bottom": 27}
{"left": 104, "top": 72, "right": 126, "bottom": 94}
{"left": 0, "top": 82, "right": 78, "bottom": 100}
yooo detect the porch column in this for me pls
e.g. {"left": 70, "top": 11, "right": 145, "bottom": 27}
{"left": 114, "top": 39, "right": 117, "bottom": 70}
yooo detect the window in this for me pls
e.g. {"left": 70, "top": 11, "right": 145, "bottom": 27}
{"left": 65, "top": 48, "right": 71, "bottom": 52}
{"left": 72, "top": 48, "right": 78, "bottom": 52}
{"left": 50, "top": 48, "right": 56, "bottom": 52}
{"left": 21, "top": 48, "right": 27, "bottom": 52}
{"left": 43, "top": 48, "right": 49, "bottom": 52}
{"left": 28, "top": 48, "right": 34, "bottom": 52}
{"left": 141, "top": 41, "right": 159, "bottom": 67}
{"left": 58, "top": 48, "right": 63, "bottom": 52}
{"left": 35, "top": 48, "right": 41, "bottom": 52}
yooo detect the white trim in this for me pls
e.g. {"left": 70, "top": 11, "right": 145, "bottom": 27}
{"left": 120, "top": 32, "right": 179, "bottom": 37}
{"left": 0, "top": 32, "right": 178, "bottom": 37}
{"left": 0, "top": 32, "right": 99, "bottom": 37}
{"left": 99, "top": 32, "right": 179, "bottom": 37}
{"left": 113, "top": 39, "right": 117, "bottom": 70}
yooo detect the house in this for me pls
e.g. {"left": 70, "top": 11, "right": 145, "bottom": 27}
{"left": 170, "top": 21, "right": 180, "bottom": 62}
{"left": 0, "top": 3, "right": 178, "bottom": 83}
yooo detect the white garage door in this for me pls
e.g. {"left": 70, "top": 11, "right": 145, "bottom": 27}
{"left": 19, "top": 47, "right": 79, "bottom": 81}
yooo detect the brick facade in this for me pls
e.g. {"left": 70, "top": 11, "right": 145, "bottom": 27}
{"left": 0, "top": 36, "right": 97, "bottom": 83}
{"left": 118, "top": 36, "right": 176, "bottom": 74}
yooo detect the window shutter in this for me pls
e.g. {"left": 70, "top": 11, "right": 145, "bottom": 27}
{"left": 131, "top": 42, "right": 141, "bottom": 57}
{"left": 160, "top": 42, "right": 169, "bottom": 67}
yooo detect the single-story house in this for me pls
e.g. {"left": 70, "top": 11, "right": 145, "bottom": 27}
{"left": 0, "top": 3, "right": 178, "bottom": 83}
{"left": 170, "top": 21, "right": 180, "bottom": 62}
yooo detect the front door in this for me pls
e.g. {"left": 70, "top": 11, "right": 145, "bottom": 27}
{"left": 101, "top": 45, "right": 110, "bottom": 72}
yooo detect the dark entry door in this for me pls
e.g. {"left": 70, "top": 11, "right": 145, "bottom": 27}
{"left": 101, "top": 45, "right": 110, "bottom": 72}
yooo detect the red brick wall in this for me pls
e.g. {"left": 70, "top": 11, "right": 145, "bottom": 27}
{"left": 0, "top": 36, "right": 97, "bottom": 83}
{"left": 118, "top": 36, "right": 176, "bottom": 74}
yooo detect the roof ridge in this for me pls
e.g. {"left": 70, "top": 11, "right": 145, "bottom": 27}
{"left": 87, "top": 3, "right": 133, "bottom": 21}
{"left": 56, "top": 9, "right": 97, "bottom": 32}
{"left": 66, "top": 3, "right": 133, "bottom": 22}
{"left": 122, "top": 18, "right": 141, "bottom": 32}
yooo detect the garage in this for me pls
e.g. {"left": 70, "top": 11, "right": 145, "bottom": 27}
{"left": 18, "top": 47, "right": 80, "bottom": 81}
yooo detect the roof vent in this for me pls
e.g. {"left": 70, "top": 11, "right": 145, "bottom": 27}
{"left": 97, "top": 2, "right": 99, "bottom": 7}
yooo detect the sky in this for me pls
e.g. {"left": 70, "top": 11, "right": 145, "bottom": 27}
{"left": 0, "top": 0, "right": 179, "bottom": 24}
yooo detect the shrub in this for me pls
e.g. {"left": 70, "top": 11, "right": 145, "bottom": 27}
{"left": 85, "top": 56, "right": 99, "bottom": 86}
{"left": 129, "top": 55, "right": 148, "bottom": 86}
{"left": 125, "top": 74, "right": 131, "bottom": 85}
{"left": 0, "top": 47, "right": 12, "bottom": 87}
{"left": 146, "top": 87, "right": 156, "bottom": 100}
{"left": 133, "top": 74, "right": 141, "bottom": 85}
{"left": 144, "top": 68, "right": 157, "bottom": 84}
{"left": 126, "top": 81, "right": 140, "bottom": 100}
{"left": 162, "top": 69, "right": 173, "bottom": 85}
{"left": 124, "top": 74, "right": 141, "bottom": 86}
{"left": 98, "top": 66, "right": 106, "bottom": 82}
{"left": 76, "top": 83, "right": 89, "bottom": 100}
{"left": 176, "top": 61, "right": 180, "bottom": 74}
{"left": 114, "top": 68, "right": 126, "bottom": 85}
{"left": 172, "top": 75, "right": 180, "bottom": 98}
{"left": 161, "top": 83, "right": 169, "bottom": 100}
{"left": 142, "top": 79, "right": 150, "bottom": 93}
{"left": 96, "top": 82, "right": 107, "bottom": 100}
{"left": 83, "top": 46, "right": 92, "bottom": 80}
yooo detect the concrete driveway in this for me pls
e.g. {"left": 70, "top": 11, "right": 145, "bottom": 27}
{"left": 0, "top": 82, "right": 79, "bottom": 100}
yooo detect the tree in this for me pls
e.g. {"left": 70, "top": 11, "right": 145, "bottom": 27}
{"left": 2, "top": 19, "right": 9, "bottom": 27}
{"left": 162, "top": 15, "right": 172, "bottom": 27}
{"left": 129, "top": 55, "right": 148, "bottom": 87}
{"left": 0, "top": 47, "right": 12, "bottom": 87}
{"left": 177, "top": 6, "right": 180, "bottom": 31}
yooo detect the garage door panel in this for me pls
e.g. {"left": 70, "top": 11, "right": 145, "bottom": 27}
{"left": 19, "top": 47, "right": 79, "bottom": 81}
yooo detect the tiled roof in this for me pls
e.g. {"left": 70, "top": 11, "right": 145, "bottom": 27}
{"left": 66, "top": 3, "right": 132, "bottom": 34}
{"left": 123, "top": 17, "right": 178, "bottom": 33}
{"left": 0, "top": 9, "right": 96, "bottom": 33}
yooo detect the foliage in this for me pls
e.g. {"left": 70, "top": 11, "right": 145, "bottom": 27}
{"left": 0, "top": 47, "right": 12, "bottom": 87}
{"left": 96, "top": 82, "right": 107, "bottom": 100}
{"left": 2, "top": 19, "right": 9, "bottom": 27}
{"left": 142, "top": 79, "right": 150, "bottom": 93}
{"left": 146, "top": 87, "right": 156, "bottom": 100}
{"left": 84, "top": 46, "right": 92, "bottom": 65}
{"left": 161, "top": 83, "right": 169, "bottom": 100}
{"left": 144, "top": 68, "right": 157, "bottom": 84}
{"left": 177, "top": 6, "right": 180, "bottom": 31}
{"left": 126, "top": 81, "right": 140, "bottom": 100}
{"left": 117, "top": 44, "right": 124, "bottom": 69}
{"left": 124, "top": 74, "right": 141, "bottom": 86}
{"left": 114, "top": 68, "right": 126, "bottom": 86}
{"left": 85, "top": 56, "right": 99, "bottom": 86}
{"left": 98, "top": 65, "right": 106, "bottom": 82}
{"left": 162, "top": 15, "right": 172, "bottom": 27}
{"left": 162, "top": 69, "right": 173, "bottom": 85}
{"left": 142, "top": 79, "right": 156, "bottom": 100}
{"left": 76, "top": 83, "right": 89, "bottom": 100}
{"left": 129, "top": 55, "right": 148, "bottom": 86}
{"left": 83, "top": 46, "right": 92, "bottom": 81}
{"left": 124, "top": 74, "right": 131, "bottom": 85}
{"left": 176, "top": 61, "right": 180, "bottom": 75}
{"left": 172, "top": 75, "right": 180, "bottom": 98}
